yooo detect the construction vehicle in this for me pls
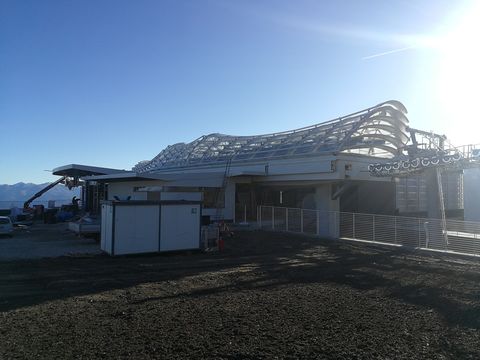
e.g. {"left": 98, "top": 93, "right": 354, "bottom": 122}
{"left": 23, "top": 176, "right": 67, "bottom": 210}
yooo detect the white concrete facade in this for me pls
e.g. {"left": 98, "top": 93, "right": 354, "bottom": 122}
{"left": 97, "top": 151, "right": 390, "bottom": 223}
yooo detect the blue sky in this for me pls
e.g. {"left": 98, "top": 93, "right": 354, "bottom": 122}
{"left": 1, "top": 0, "right": 478, "bottom": 184}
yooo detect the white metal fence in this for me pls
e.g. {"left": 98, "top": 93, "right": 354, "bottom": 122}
{"left": 258, "top": 206, "right": 480, "bottom": 257}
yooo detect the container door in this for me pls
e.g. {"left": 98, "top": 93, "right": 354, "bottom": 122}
{"left": 160, "top": 204, "right": 200, "bottom": 251}
{"left": 114, "top": 205, "right": 160, "bottom": 255}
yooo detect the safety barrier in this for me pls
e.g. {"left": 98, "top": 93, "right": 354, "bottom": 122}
{"left": 258, "top": 206, "right": 480, "bottom": 257}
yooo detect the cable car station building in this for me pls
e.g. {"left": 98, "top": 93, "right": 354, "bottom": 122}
{"left": 53, "top": 100, "right": 471, "bottom": 223}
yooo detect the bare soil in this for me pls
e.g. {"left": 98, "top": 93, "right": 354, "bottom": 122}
{"left": 1, "top": 231, "right": 479, "bottom": 359}
{"left": 0, "top": 223, "right": 100, "bottom": 261}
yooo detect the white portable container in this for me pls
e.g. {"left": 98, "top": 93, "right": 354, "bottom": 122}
{"left": 101, "top": 200, "right": 201, "bottom": 256}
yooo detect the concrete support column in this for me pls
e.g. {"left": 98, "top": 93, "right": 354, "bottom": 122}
{"left": 314, "top": 184, "right": 339, "bottom": 212}
{"left": 314, "top": 184, "right": 339, "bottom": 238}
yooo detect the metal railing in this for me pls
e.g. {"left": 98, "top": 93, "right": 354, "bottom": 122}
{"left": 454, "top": 143, "right": 480, "bottom": 160}
{"left": 258, "top": 206, "right": 480, "bottom": 257}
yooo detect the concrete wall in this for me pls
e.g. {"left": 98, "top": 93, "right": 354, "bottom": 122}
{"left": 340, "top": 181, "right": 395, "bottom": 215}
{"left": 201, "top": 180, "right": 235, "bottom": 221}
{"left": 464, "top": 168, "right": 480, "bottom": 221}
{"left": 108, "top": 181, "right": 165, "bottom": 201}
{"left": 314, "top": 184, "right": 339, "bottom": 238}
{"left": 314, "top": 184, "right": 339, "bottom": 212}
{"left": 103, "top": 151, "right": 395, "bottom": 222}
{"left": 424, "top": 168, "right": 441, "bottom": 219}
{"left": 105, "top": 180, "right": 236, "bottom": 221}
{"left": 150, "top": 153, "right": 390, "bottom": 183}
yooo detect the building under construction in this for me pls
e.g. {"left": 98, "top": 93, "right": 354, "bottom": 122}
{"left": 50, "top": 100, "right": 479, "bottom": 224}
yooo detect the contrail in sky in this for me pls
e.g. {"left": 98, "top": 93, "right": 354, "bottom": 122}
{"left": 362, "top": 46, "right": 416, "bottom": 60}
{"left": 214, "top": 1, "right": 437, "bottom": 60}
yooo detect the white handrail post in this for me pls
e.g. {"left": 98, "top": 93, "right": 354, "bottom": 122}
{"left": 272, "top": 206, "right": 275, "bottom": 230}
{"left": 394, "top": 216, "right": 397, "bottom": 244}
{"left": 372, "top": 215, "right": 376, "bottom": 242}
{"left": 418, "top": 218, "right": 421, "bottom": 248}
{"left": 424, "top": 221, "right": 430, "bottom": 249}
{"left": 286, "top": 208, "right": 289, "bottom": 232}
{"left": 353, "top": 213, "right": 356, "bottom": 239}
{"left": 333, "top": 211, "right": 340, "bottom": 239}
{"left": 300, "top": 210, "right": 304, "bottom": 233}
{"left": 258, "top": 206, "right": 261, "bottom": 228}
{"left": 336, "top": 212, "right": 340, "bottom": 239}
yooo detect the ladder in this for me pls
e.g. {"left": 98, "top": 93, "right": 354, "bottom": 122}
{"left": 214, "top": 158, "right": 232, "bottom": 221}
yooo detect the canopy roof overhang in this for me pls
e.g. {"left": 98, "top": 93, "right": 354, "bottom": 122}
{"left": 52, "top": 164, "right": 127, "bottom": 178}
{"left": 81, "top": 170, "right": 268, "bottom": 187}
{"left": 82, "top": 172, "right": 168, "bottom": 183}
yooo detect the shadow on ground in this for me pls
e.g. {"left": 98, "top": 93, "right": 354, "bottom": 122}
{"left": 1, "top": 230, "right": 479, "bottom": 330}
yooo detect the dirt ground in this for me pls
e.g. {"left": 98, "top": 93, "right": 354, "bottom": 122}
{"left": 0, "top": 223, "right": 100, "bottom": 261}
{"left": 0, "top": 231, "right": 479, "bottom": 359}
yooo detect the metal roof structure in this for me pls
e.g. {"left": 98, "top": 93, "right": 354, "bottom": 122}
{"left": 133, "top": 100, "right": 410, "bottom": 173}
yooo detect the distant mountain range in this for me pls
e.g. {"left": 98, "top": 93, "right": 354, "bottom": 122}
{"left": 0, "top": 182, "right": 80, "bottom": 204}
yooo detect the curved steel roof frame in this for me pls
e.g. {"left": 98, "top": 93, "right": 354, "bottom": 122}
{"left": 134, "top": 100, "right": 410, "bottom": 173}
